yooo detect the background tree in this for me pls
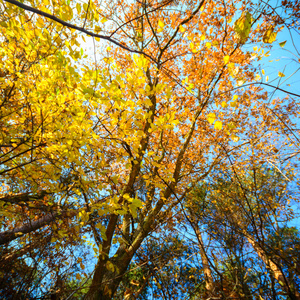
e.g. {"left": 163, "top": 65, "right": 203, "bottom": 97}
{"left": 185, "top": 163, "right": 299, "bottom": 299}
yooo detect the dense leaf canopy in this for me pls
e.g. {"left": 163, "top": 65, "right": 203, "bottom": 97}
{"left": 0, "top": 0, "right": 299, "bottom": 299}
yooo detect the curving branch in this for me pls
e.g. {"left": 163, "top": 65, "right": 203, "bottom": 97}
{"left": 3, "top": 0, "right": 155, "bottom": 61}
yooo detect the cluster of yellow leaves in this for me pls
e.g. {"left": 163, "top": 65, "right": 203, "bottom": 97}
{"left": 0, "top": 0, "right": 296, "bottom": 276}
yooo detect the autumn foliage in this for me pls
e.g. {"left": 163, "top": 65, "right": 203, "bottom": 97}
{"left": 0, "top": 0, "right": 299, "bottom": 299}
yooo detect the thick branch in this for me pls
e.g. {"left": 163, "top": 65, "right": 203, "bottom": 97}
{"left": 0, "top": 210, "right": 75, "bottom": 245}
{"left": 0, "top": 191, "right": 50, "bottom": 205}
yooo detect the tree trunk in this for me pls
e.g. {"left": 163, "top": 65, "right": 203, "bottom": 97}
{"left": 247, "top": 236, "right": 300, "bottom": 300}
{"left": 193, "top": 222, "right": 214, "bottom": 297}
{"left": 84, "top": 245, "right": 135, "bottom": 300}
{"left": 84, "top": 205, "right": 159, "bottom": 299}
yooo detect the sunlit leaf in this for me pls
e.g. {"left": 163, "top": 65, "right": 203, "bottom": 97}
{"left": 207, "top": 113, "right": 216, "bottom": 124}
{"left": 263, "top": 26, "right": 277, "bottom": 44}
{"left": 157, "top": 20, "right": 165, "bottom": 32}
{"left": 214, "top": 121, "right": 222, "bottom": 130}
{"left": 234, "top": 11, "right": 252, "bottom": 43}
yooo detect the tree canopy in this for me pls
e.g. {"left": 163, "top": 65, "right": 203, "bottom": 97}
{"left": 0, "top": 0, "right": 299, "bottom": 299}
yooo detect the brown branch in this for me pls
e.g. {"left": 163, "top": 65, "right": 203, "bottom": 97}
{"left": 0, "top": 213, "right": 57, "bottom": 245}
{"left": 0, "top": 209, "right": 76, "bottom": 245}
{"left": 0, "top": 191, "right": 51, "bottom": 205}
{"left": 3, "top": 0, "right": 155, "bottom": 61}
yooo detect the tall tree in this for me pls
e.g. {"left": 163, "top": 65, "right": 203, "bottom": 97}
{"left": 0, "top": 0, "right": 299, "bottom": 299}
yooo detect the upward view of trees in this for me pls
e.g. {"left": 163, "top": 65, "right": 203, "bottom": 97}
{"left": 0, "top": 0, "right": 299, "bottom": 299}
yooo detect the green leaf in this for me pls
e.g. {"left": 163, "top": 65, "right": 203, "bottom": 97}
{"left": 279, "top": 40, "right": 286, "bottom": 47}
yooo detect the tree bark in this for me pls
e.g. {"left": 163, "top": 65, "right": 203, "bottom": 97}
{"left": 84, "top": 245, "right": 136, "bottom": 300}
{"left": 193, "top": 221, "right": 214, "bottom": 296}
{"left": 0, "top": 210, "right": 75, "bottom": 245}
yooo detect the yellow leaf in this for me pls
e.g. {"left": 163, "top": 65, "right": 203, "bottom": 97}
{"left": 214, "top": 121, "right": 222, "bottom": 130}
{"left": 179, "top": 25, "right": 185, "bottom": 33}
{"left": 101, "top": 17, "right": 107, "bottom": 23}
{"left": 254, "top": 74, "right": 261, "bottom": 81}
{"left": 263, "top": 26, "right": 277, "bottom": 44}
{"left": 234, "top": 11, "right": 252, "bottom": 43}
{"left": 157, "top": 20, "right": 165, "bottom": 33}
{"left": 106, "top": 261, "right": 115, "bottom": 272}
{"left": 231, "top": 135, "right": 239, "bottom": 142}
{"left": 221, "top": 101, "right": 228, "bottom": 108}
{"left": 158, "top": 20, "right": 165, "bottom": 28}
{"left": 207, "top": 113, "right": 216, "bottom": 124}
{"left": 278, "top": 72, "right": 285, "bottom": 77}
{"left": 224, "top": 55, "right": 230, "bottom": 64}
{"left": 36, "top": 18, "right": 44, "bottom": 28}
{"left": 236, "top": 79, "right": 245, "bottom": 87}
{"left": 206, "top": 42, "right": 211, "bottom": 49}
{"left": 95, "top": 25, "right": 101, "bottom": 33}
{"left": 279, "top": 40, "right": 286, "bottom": 47}
{"left": 76, "top": 3, "right": 81, "bottom": 14}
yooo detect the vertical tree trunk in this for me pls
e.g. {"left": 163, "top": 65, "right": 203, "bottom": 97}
{"left": 84, "top": 248, "right": 133, "bottom": 300}
{"left": 194, "top": 224, "right": 214, "bottom": 296}
{"left": 227, "top": 206, "right": 300, "bottom": 300}
{"left": 247, "top": 236, "right": 300, "bottom": 300}
{"left": 188, "top": 209, "right": 215, "bottom": 297}
{"left": 84, "top": 215, "right": 152, "bottom": 299}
